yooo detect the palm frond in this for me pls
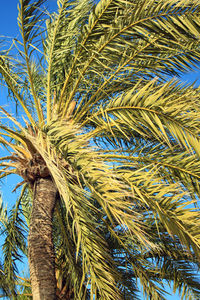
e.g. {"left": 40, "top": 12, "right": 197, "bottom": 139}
{"left": 0, "top": 188, "right": 28, "bottom": 298}
{"left": 100, "top": 145, "right": 200, "bottom": 203}
{"left": 86, "top": 80, "right": 200, "bottom": 155}
{"left": 44, "top": 0, "right": 92, "bottom": 121}
{"left": 17, "top": 0, "right": 47, "bottom": 124}
{"left": 57, "top": 0, "right": 200, "bottom": 119}
{"left": 0, "top": 53, "right": 35, "bottom": 124}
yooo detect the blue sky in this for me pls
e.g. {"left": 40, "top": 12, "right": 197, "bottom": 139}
{"left": 0, "top": 1, "right": 200, "bottom": 299}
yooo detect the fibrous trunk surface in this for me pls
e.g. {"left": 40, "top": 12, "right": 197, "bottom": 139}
{"left": 28, "top": 177, "right": 57, "bottom": 300}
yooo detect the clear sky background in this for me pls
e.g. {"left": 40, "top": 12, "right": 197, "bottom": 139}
{"left": 0, "top": 1, "right": 200, "bottom": 299}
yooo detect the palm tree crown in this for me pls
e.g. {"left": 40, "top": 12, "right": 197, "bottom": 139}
{"left": 0, "top": 0, "right": 200, "bottom": 299}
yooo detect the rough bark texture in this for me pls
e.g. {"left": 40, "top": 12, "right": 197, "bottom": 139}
{"left": 28, "top": 177, "right": 57, "bottom": 300}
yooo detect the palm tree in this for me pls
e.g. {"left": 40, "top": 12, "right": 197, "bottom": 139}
{"left": 0, "top": 0, "right": 200, "bottom": 298}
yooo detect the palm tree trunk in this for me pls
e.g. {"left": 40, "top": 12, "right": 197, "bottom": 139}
{"left": 28, "top": 177, "right": 57, "bottom": 300}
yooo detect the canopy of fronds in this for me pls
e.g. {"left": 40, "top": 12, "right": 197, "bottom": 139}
{"left": 0, "top": 0, "right": 200, "bottom": 299}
